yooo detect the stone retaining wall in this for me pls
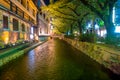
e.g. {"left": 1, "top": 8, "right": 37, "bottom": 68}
{"left": 64, "top": 38, "right": 120, "bottom": 74}
{"left": 0, "top": 42, "right": 44, "bottom": 67}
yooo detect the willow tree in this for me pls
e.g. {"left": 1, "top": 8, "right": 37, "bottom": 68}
{"left": 41, "top": 0, "right": 90, "bottom": 35}
{"left": 79, "top": 0, "right": 118, "bottom": 44}
{"left": 51, "top": 18, "right": 72, "bottom": 34}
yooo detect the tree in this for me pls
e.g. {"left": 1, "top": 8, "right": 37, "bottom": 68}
{"left": 79, "top": 0, "right": 118, "bottom": 44}
{"left": 41, "top": 0, "right": 90, "bottom": 35}
{"left": 51, "top": 18, "right": 70, "bottom": 34}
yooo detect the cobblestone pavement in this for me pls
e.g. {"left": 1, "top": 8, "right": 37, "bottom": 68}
{"left": 0, "top": 39, "right": 119, "bottom": 80}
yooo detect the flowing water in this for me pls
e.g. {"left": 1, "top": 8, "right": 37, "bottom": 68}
{"left": 0, "top": 39, "right": 119, "bottom": 80}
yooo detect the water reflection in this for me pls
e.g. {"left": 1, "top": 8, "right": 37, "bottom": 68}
{"left": 28, "top": 50, "right": 35, "bottom": 71}
{"left": 0, "top": 39, "right": 119, "bottom": 80}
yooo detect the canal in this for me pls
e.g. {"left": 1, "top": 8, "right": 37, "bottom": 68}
{"left": 0, "top": 39, "right": 119, "bottom": 80}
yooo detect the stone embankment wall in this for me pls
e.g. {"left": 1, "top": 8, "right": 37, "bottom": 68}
{"left": 64, "top": 38, "right": 120, "bottom": 74}
{"left": 0, "top": 42, "right": 43, "bottom": 67}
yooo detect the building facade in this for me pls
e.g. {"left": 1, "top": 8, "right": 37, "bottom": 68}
{"left": 0, "top": 0, "right": 38, "bottom": 47}
{"left": 33, "top": 0, "right": 57, "bottom": 36}
{"left": 37, "top": 0, "right": 50, "bottom": 36}
{"left": 115, "top": 0, "right": 120, "bottom": 26}
{"left": 112, "top": 0, "right": 120, "bottom": 33}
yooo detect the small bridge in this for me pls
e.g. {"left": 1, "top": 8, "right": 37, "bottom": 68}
{"left": 39, "top": 34, "right": 51, "bottom": 41}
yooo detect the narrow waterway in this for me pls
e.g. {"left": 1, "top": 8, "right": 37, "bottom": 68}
{"left": 0, "top": 39, "right": 119, "bottom": 80}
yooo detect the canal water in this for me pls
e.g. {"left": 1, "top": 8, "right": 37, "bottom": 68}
{"left": 0, "top": 39, "right": 119, "bottom": 80}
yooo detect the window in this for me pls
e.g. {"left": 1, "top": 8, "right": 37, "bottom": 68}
{"left": 21, "top": 0, "right": 25, "bottom": 7}
{"left": 39, "top": 8, "right": 42, "bottom": 15}
{"left": 27, "top": 1, "right": 29, "bottom": 11}
{"left": 21, "top": 0, "right": 23, "bottom": 4}
{"left": 21, "top": 23, "right": 25, "bottom": 32}
{"left": 3, "top": 15, "right": 8, "bottom": 29}
{"left": 33, "top": 9, "right": 35, "bottom": 17}
{"left": 43, "top": 14, "right": 45, "bottom": 19}
{"left": 13, "top": 18, "right": 19, "bottom": 31}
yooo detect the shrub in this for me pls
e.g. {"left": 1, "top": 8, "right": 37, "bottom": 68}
{"left": 64, "top": 34, "right": 75, "bottom": 39}
{"left": 79, "top": 33, "right": 97, "bottom": 43}
{"left": 105, "top": 36, "right": 120, "bottom": 46}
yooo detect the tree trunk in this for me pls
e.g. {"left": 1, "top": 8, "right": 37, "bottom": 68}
{"left": 104, "top": 3, "right": 115, "bottom": 44}
{"left": 78, "top": 21, "right": 82, "bottom": 35}
{"left": 70, "top": 25, "right": 73, "bottom": 35}
{"left": 105, "top": 19, "right": 115, "bottom": 36}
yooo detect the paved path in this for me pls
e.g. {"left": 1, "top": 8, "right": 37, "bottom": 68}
{"left": 0, "top": 39, "right": 119, "bottom": 80}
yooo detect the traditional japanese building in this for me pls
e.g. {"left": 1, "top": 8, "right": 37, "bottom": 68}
{"left": 0, "top": 0, "right": 38, "bottom": 47}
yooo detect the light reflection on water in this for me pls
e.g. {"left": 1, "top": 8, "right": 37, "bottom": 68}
{"left": 28, "top": 50, "right": 35, "bottom": 71}
{"left": 0, "top": 39, "right": 119, "bottom": 80}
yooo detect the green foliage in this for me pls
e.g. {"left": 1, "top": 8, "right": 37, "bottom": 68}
{"left": 42, "top": 0, "right": 118, "bottom": 44}
{"left": 105, "top": 35, "right": 120, "bottom": 45}
{"left": 79, "top": 33, "right": 97, "bottom": 43}
{"left": 0, "top": 42, "right": 4, "bottom": 48}
{"left": 52, "top": 18, "right": 70, "bottom": 34}
{"left": 103, "top": 61, "right": 110, "bottom": 67}
{"left": 64, "top": 34, "right": 75, "bottom": 39}
{"left": 41, "top": 0, "right": 91, "bottom": 35}
{"left": 97, "top": 36, "right": 105, "bottom": 42}
{"left": 80, "top": 0, "right": 117, "bottom": 44}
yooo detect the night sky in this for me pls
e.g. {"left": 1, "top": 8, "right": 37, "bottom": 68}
{"left": 44, "top": 0, "right": 57, "bottom": 5}
{"left": 32, "top": 0, "right": 57, "bottom": 7}
{"left": 44, "top": 0, "right": 50, "bottom": 5}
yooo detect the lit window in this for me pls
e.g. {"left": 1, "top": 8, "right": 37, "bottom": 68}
{"left": 115, "top": 26, "right": 120, "bottom": 33}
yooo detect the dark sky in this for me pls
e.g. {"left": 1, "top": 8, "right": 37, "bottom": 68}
{"left": 32, "top": 0, "right": 57, "bottom": 7}
{"left": 44, "top": 0, "right": 57, "bottom": 5}
{"left": 44, "top": 0, "right": 50, "bottom": 5}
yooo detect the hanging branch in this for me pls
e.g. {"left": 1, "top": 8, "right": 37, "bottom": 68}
{"left": 53, "top": 8, "right": 76, "bottom": 18}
